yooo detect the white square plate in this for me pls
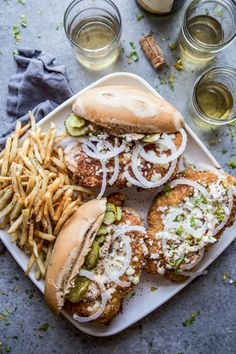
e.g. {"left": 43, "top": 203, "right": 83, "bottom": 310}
{"left": 1, "top": 72, "right": 235, "bottom": 337}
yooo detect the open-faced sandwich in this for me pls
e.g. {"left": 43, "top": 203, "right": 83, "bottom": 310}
{"left": 61, "top": 85, "right": 187, "bottom": 197}
{"left": 45, "top": 193, "right": 147, "bottom": 325}
{"left": 145, "top": 163, "right": 236, "bottom": 281}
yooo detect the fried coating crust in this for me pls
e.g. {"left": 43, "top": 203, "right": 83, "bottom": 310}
{"left": 65, "top": 133, "right": 182, "bottom": 188}
{"left": 65, "top": 207, "right": 145, "bottom": 325}
{"left": 145, "top": 167, "right": 236, "bottom": 281}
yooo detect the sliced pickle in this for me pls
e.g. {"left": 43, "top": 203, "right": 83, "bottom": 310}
{"left": 103, "top": 211, "right": 116, "bottom": 225}
{"left": 115, "top": 206, "right": 122, "bottom": 221}
{"left": 84, "top": 235, "right": 106, "bottom": 269}
{"left": 65, "top": 114, "right": 89, "bottom": 137}
{"left": 106, "top": 203, "right": 117, "bottom": 213}
{"left": 97, "top": 225, "right": 109, "bottom": 236}
{"left": 67, "top": 276, "right": 90, "bottom": 303}
{"left": 141, "top": 134, "right": 160, "bottom": 143}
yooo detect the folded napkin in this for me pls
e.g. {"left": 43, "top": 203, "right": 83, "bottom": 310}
{"left": 0, "top": 48, "right": 74, "bottom": 252}
{"left": 0, "top": 48, "right": 73, "bottom": 146}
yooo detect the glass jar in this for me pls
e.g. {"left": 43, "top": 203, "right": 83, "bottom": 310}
{"left": 179, "top": 0, "right": 236, "bottom": 63}
{"left": 64, "top": 0, "right": 122, "bottom": 71}
{"left": 191, "top": 66, "right": 236, "bottom": 126}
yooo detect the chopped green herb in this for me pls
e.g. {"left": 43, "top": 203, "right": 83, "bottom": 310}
{"left": 228, "top": 159, "right": 236, "bottom": 169}
{"left": 157, "top": 75, "right": 167, "bottom": 85}
{"left": 215, "top": 10, "right": 223, "bottom": 17}
{"left": 168, "top": 74, "right": 175, "bottom": 91}
{"left": 128, "top": 41, "right": 139, "bottom": 62}
{"left": 17, "top": 0, "right": 25, "bottom": 4}
{"left": 12, "top": 25, "right": 21, "bottom": 44}
{"left": 176, "top": 257, "right": 184, "bottom": 267}
{"left": 182, "top": 311, "right": 195, "bottom": 327}
{"left": 21, "top": 14, "right": 27, "bottom": 27}
{"left": 169, "top": 42, "right": 177, "bottom": 50}
{"left": 176, "top": 225, "right": 184, "bottom": 236}
{"left": 174, "top": 59, "right": 184, "bottom": 71}
{"left": 12, "top": 336, "right": 18, "bottom": 340}
{"left": 218, "top": 138, "right": 222, "bottom": 143}
{"left": 25, "top": 289, "right": 35, "bottom": 299}
{"left": 150, "top": 287, "right": 158, "bottom": 292}
{"left": 39, "top": 323, "right": 49, "bottom": 331}
{"left": 190, "top": 216, "right": 196, "bottom": 227}
{"left": 230, "top": 128, "right": 235, "bottom": 141}
{"left": 56, "top": 21, "right": 63, "bottom": 30}
{"left": 222, "top": 148, "right": 228, "bottom": 154}
{"left": 232, "top": 281, "right": 236, "bottom": 286}
{"left": 194, "top": 197, "right": 203, "bottom": 207}
{"left": 223, "top": 272, "right": 230, "bottom": 280}
{"left": 6, "top": 345, "right": 11, "bottom": 353}
{"left": 136, "top": 14, "right": 144, "bottom": 21}
{"left": 0, "top": 313, "right": 7, "bottom": 321}
{"left": 209, "top": 138, "right": 215, "bottom": 146}
{"left": 163, "top": 183, "right": 172, "bottom": 194}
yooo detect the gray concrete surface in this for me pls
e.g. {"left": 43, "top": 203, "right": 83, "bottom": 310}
{"left": 0, "top": 0, "right": 236, "bottom": 353}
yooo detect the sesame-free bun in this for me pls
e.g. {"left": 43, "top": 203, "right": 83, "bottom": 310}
{"left": 72, "top": 85, "right": 184, "bottom": 134}
{"left": 44, "top": 198, "right": 106, "bottom": 315}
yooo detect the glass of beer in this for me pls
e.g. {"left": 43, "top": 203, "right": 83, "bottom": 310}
{"left": 64, "top": 0, "right": 122, "bottom": 71}
{"left": 179, "top": 0, "right": 236, "bottom": 63}
{"left": 191, "top": 67, "right": 236, "bottom": 126}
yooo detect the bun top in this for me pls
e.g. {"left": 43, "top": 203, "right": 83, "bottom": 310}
{"left": 44, "top": 198, "right": 106, "bottom": 315}
{"left": 72, "top": 85, "right": 184, "bottom": 134}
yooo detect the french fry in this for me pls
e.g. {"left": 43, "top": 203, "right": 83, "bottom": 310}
{"left": 1, "top": 136, "right": 12, "bottom": 176}
{"left": 45, "top": 192, "right": 54, "bottom": 219}
{"left": 26, "top": 177, "right": 35, "bottom": 195}
{"left": 45, "top": 242, "right": 53, "bottom": 271}
{"left": 54, "top": 188, "right": 73, "bottom": 221}
{"left": 36, "top": 254, "right": 46, "bottom": 278}
{"left": 54, "top": 203, "right": 78, "bottom": 235}
{"left": 21, "top": 155, "right": 38, "bottom": 175}
{"left": 11, "top": 231, "right": 19, "bottom": 243}
{"left": 0, "top": 194, "right": 17, "bottom": 218}
{"left": 65, "top": 184, "right": 95, "bottom": 194}
{"left": 25, "top": 254, "right": 36, "bottom": 275}
{"left": 19, "top": 209, "right": 29, "bottom": 246}
{"left": 34, "top": 230, "right": 55, "bottom": 242}
{"left": 51, "top": 156, "right": 66, "bottom": 171}
{"left": 29, "top": 111, "right": 36, "bottom": 131}
{"left": 9, "top": 121, "right": 21, "bottom": 164}
{"left": 28, "top": 223, "right": 34, "bottom": 246}
{"left": 0, "top": 176, "right": 12, "bottom": 182}
{"left": 8, "top": 214, "right": 23, "bottom": 233}
{"left": 24, "top": 178, "right": 41, "bottom": 209}
{"left": 0, "top": 187, "right": 14, "bottom": 210}
{"left": 10, "top": 197, "right": 24, "bottom": 220}
{"left": 52, "top": 188, "right": 64, "bottom": 203}
{"left": 28, "top": 151, "right": 45, "bottom": 177}
{"left": 16, "top": 172, "right": 26, "bottom": 198}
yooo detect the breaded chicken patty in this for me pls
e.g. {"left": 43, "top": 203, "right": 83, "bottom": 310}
{"left": 65, "top": 194, "right": 147, "bottom": 325}
{"left": 145, "top": 166, "right": 236, "bottom": 281}
{"left": 65, "top": 132, "right": 183, "bottom": 188}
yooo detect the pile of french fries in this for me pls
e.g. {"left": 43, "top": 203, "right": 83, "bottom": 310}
{"left": 0, "top": 112, "right": 93, "bottom": 280}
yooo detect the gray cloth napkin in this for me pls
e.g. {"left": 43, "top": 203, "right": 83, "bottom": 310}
{"left": 0, "top": 48, "right": 73, "bottom": 146}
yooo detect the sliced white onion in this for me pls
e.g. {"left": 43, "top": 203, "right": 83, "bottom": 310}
{"left": 72, "top": 269, "right": 108, "bottom": 323}
{"left": 178, "top": 269, "right": 208, "bottom": 277}
{"left": 123, "top": 170, "right": 143, "bottom": 187}
{"left": 97, "top": 159, "right": 107, "bottom": 200}
{"left": 139, "top": 129, "right": 187, "bottom": 164}
{"left": 180, "top": 248, "right": 205, "bottom": 270}
{"left": 170, "top": 179, "right": 209, "bottom": 198}
{"left": 82, "top": 140, "right": 126, "bottom": 160}
{"left": 108, "top": 155, "right": 119, "bottom": 185}
{"left": 104, "top": 235, "right": 132, "bottom": 288}
{"left": 58, "top": 136, "right": 80, "bottom": 149}
{"left": 108, "top": 139, "right": 120, "bottom": 185}
{"left": 63, "top": 141, "right": 79, "bottom": 154}
{"left": 131, "top": 144, "right": 177, "bottom": 189}
{"left": 212, "top": 186, "right": 233, "bottom": 236}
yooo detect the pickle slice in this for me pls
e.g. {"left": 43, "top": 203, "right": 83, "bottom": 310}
{"left": 97, "top": 225, "right": 109, "bottom": 236}
{"left": 115, "top": 206, "right": 122, "bottom": 221}
{"left": 67, "top": 276, "right": 90, "bottom": 303}
{"left": 65, "top": 114, "right": 89, "bottom": 136}
{"left": 141, "top": 134, "right": 160, "bottom": 143}
{"left": 106, "top": 203, "right": 117, "bottom": 213}
{"left": 103, "top": 211, "right": 116, "bottom": 225}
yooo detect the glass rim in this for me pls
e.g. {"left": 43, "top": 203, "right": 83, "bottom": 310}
{"left": 192, "top": 66, "right": 236, "bottom": 125}
{"left": 183, "top": 0, "right": 236, "bottom": 52}
{"left": 63, "top": 0, "right": 122, "bottom": 53}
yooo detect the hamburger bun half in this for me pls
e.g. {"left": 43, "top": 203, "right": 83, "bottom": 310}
{"left": 44, "top": 198, "right": 106, "bottom": 315}
{"left": 72, "top": 85, "right": 184, "bottom": 134}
